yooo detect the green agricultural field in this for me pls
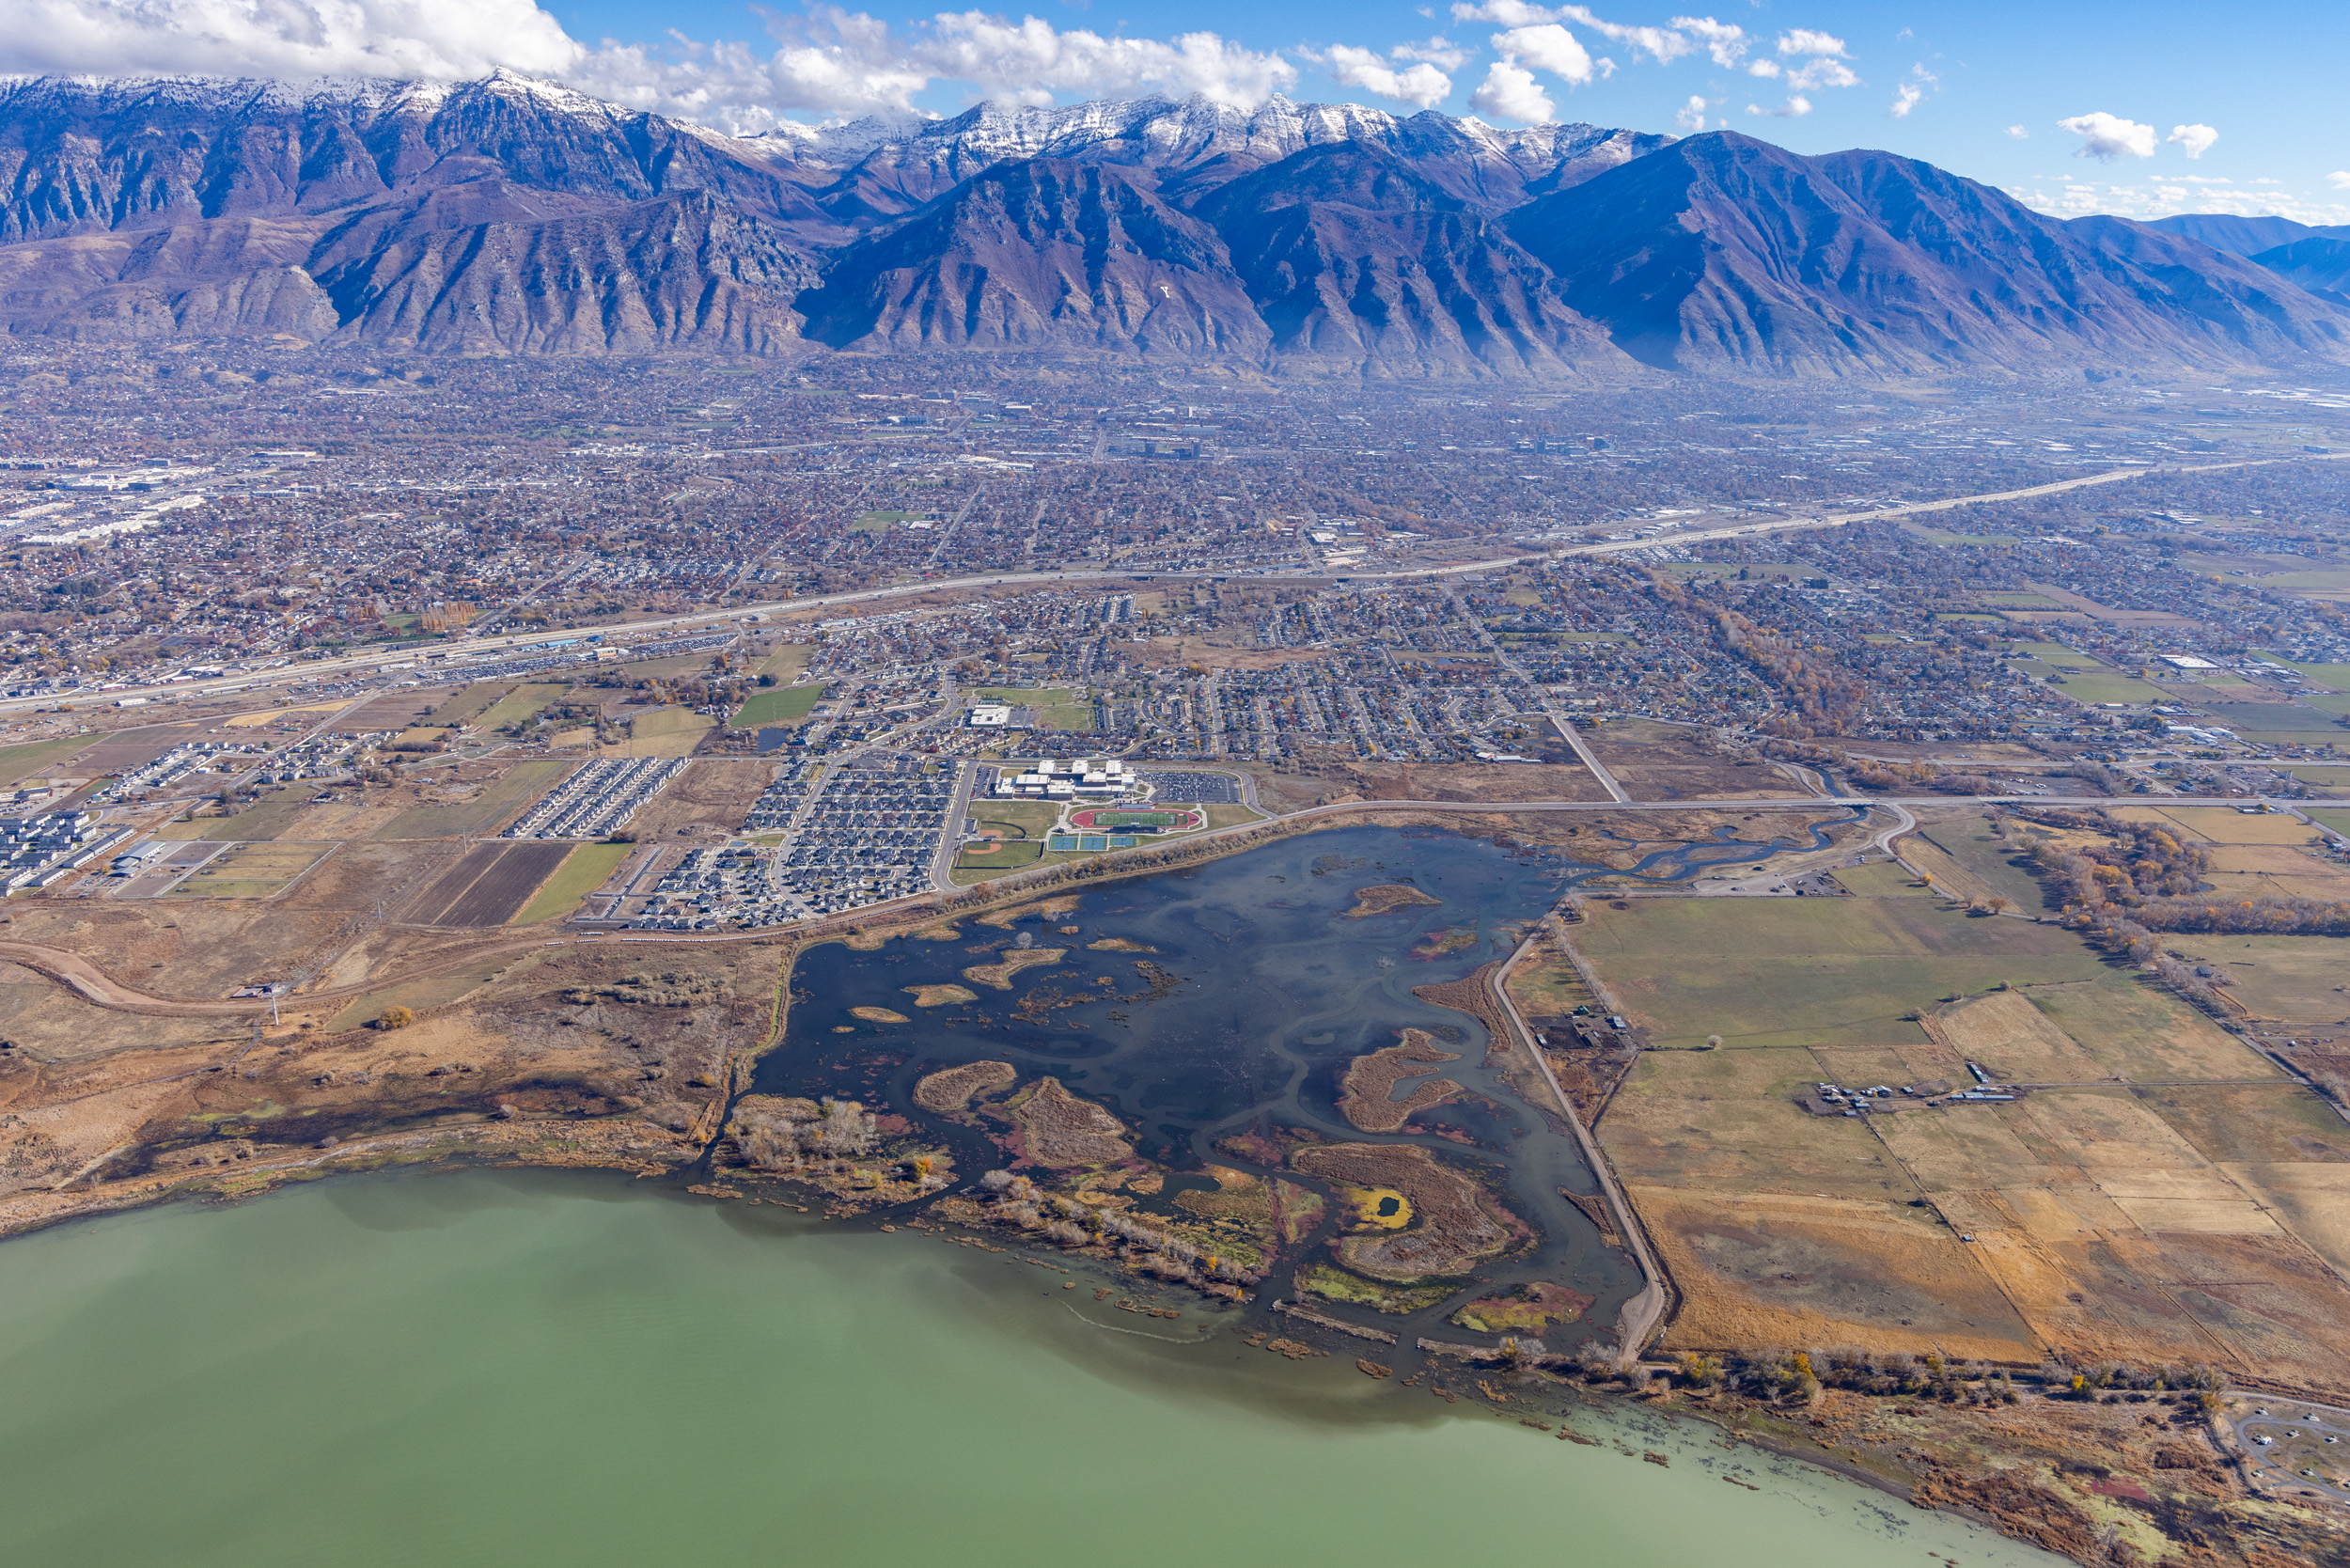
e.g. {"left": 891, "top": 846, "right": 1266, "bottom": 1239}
{"left": 155, "top": 795, "right": 310, "bottom": 843}
{"left": 2162, "top": 933, "right": 2350, "bottom": 1025}
{"left": 474, "top": 683, "right": 570, "bottom": 732}
{"left": 2042, "top": 672, "right": 2170, "bottom": 705}
{"left": 1570, "top": 897, "right": 2110, "bottom": 1051}
{"left": 732, "top": 684, "right": 824, "bottom": 728}
{"left": 0, "top": 734, "right": 91, "bottom": 788}
{"left": 2009, "top": 642, "right": 2106, "bottom": 668}
{"left": 376, "top": 760, "right": 572, "bottom": 839}
{"left": 513, "top": 841, "right": 632, "bottom": 924}
{"left": 1910, "top": 820, "right": 2054, "bottom": 911}
{"left": 2306, "top": 807, "right": 2350, "bottom": 833}
{"left": 2255, "top": 654, "right": 2350, "bottom": 694}
{"left": 2286, "top": 770, "right": 2350, "bottom": 796}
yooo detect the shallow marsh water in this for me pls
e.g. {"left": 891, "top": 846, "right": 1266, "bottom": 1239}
{"left": 0, "top": 1168, "right": 2068, "bottom": 1568}
{"left": 763, "top": 823, "right": 1851, "bottom": 1345}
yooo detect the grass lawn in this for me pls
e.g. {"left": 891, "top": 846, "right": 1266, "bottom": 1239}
{"left": 732, "top": 684, "right": 824, "bottom": 728}
{"left": 2286, "top": 769, "right": 2350, "bottom": 796}
{"left": 2306, "top": 807, "right": 2350, "bottom": 834}
{"left": 512, "top": 841, "right": 632, "bottom": 924}
{"left": 1832, "top": 860, "right": 1933, "bottom": 896}
{"left": 2043, "top": 672, "right": 2170, "bottom": 704}
{"left": 376, "top": 760, "right": 572, "bottom": 839}
{"left": 1203, "top": 803, "right": 1264, "bottom": 828}
{"left": 851, "top": 510, "right": 917, "bottom": 532}
{"left": 971, "top": 685, "right": 1092, "bottom": 730}
{"left": 1571, "top": 897, "right": 2110, "bottom": 1051}
{"left": 970, "top": 801, "right": 1060, "bottom": 839}
{"left": 755, "top": 645, "right": 813, "bottom": 682}
{"left": 474, "top": 683, "right": 570, "bottom": 732}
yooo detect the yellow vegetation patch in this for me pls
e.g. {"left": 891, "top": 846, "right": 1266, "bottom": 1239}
{"left": 224, "top": 703, "right": 345, "bottom": 728}
{"left": 1349, "top": 1186, "right": 1414, "bottom": 1229}
{"left": 849, "top": 1007, "right": 910, "bottom": 1024}
{"left": 902, "top": 983, "right": 979, "bottom": 1008}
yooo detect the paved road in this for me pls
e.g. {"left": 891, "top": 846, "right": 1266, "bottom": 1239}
{"left": 1487, "top": 923, "right": 1668, "bottom": 1367}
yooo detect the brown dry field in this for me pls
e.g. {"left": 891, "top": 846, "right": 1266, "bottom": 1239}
{"left": 332, "top": 691, "right": 441, "bottom": 731}
{"left": 1583, "top": 893, "right": 2350, "bottom": 1391}
{"left": 404, "top": 840, "right": 573, "bottom": 927}
{"left": 623, "top": 759, "right": 773, "bottom": 841}
{"left": 1579, "top": 718, "right": 1810, "bottom": 801}
{"left": 1276, "top": 758, "right": 1614, "bottom": 806}
{"left": 1104, "top": 635, "right": 1336, "bottom": 671}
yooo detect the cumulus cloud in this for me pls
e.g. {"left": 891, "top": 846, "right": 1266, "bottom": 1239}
{"left": 1670, "top": 15, "right": 1747, "bottom": 68}
{"left": 1746, "top": 95, "right": 1810, "bottom": 118}
{"left": 1777, "top": 29, "right": 1844, "bottom": 57}
{"left": 2331, "top": 171, "right": 2350, "bottom": 190}
{"left": 1673, "top": 92, "right": 1707, "bottom": 132}
{"left": 1490, "top": 22, "right": 1595, "bottom": 86}
{"left": 2058, "top": 111, "right": 2158, "bottom": 162}
{"left": 2166, "top": 122, "right": 2217, "bottom": 160}
{"left": 2006, "top": 124, "right": 2029, "bottom": 138}
{"left": 0, "top": 0, "right": 1302, "bottom": 131}
{"left": 0, "top": 0, "right": 584, "bottom": 82}
{"left": 1315, "top": 42, "right": 1451, "bottom": 109}
{"left": 1469, "top": 59, "right": 1554, "bottom": 122}
{"left": 1449, "top": 6, "right": 1751, "bottom": 68}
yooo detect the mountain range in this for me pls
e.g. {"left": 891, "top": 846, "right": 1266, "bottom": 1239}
{"left": 0, "top": 71, "right": 2342, "bottom": 379}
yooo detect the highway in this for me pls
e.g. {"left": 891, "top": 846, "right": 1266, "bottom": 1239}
{"left": 5, "top": 456, "right": 2270, "bottom": 723}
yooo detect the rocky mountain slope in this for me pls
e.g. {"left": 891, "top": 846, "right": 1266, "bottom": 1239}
{"left": 0, "top": 71, "right": 2341, "bottom": 376}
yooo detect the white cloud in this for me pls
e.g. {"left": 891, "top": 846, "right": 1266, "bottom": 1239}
{"left": 1449, "top": 6, "right": 1752, "bottom": 69}
{"left": 1776, "top": 29, "right": 1846, "bottom": 57}
{"left": 1392, "top": 36, "right": 1472, "bottom": 70}
{"left": 1317, "top": 44, "right": 1451, "bottom": 109}
{"left": 1747, "top": 58, "right": 1779, "bottom": 78}
{"left": 0, "top": 1, "right": 1301, "bottom": 130}
{"left": 1674, "top": 93, "right": 1708, "bottom": 132}
{"left": 1747, "top": 95, "right": 1810, "bottom": 118}
{"left": 2058, "top": 112, "right": 2157, "bottom": 162}
{"left": 1669, "top": 15, "right": 1747, "bottom": 68}
{"left": 2007, "top": 124, "right": 2029, "bottom": 139}
{"left": 1888, "top": 62, "right": 1933, "bottom": 118}
{"left": 0, "top": 0, "right": 584, "bottom": 82}
{"left": 2013, "top": 178, "right": 2350, "bottom": 227}
{"left": 1469, "top": 59, "right": 1553, "bottom": 122}
{"left": 1490, "top": 23, "right": 1595, "bottom": 86}
{"left": 2330, "top": 171, "right": 2350, "bottom": 190}
{"left": 2167, "top": 122, "right": 2217, "bottom": 160}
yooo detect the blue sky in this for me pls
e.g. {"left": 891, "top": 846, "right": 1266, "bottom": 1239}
{"left": 6, "top": 0, "right": 2344, "bottom": 221}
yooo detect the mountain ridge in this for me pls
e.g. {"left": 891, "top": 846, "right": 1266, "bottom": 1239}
{"left": 0, "top": 72, "right": 2341, "bottom": 377}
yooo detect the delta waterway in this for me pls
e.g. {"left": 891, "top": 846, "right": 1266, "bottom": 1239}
{"left": 0, "top": 1167, "right": 2072, "bottom": 1568}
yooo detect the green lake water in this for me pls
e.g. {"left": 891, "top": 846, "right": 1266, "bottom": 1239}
{"left": 0, "top": 1168, "right": 2067, "bottom": 1568}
